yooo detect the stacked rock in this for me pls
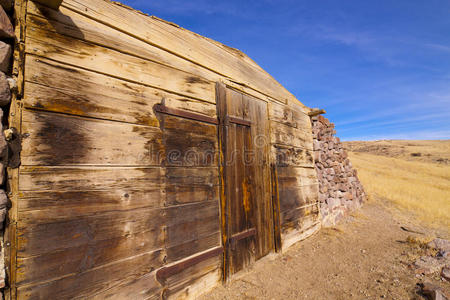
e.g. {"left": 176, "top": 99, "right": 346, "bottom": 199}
{"left": 0, "top": 0, "right": 15, "bottom": 291}
{"left": 311, "top": 115, "right": 366, "bottom": 227}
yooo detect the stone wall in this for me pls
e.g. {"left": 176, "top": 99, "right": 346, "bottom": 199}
{"left": 311, "top": 115, "right": 366, "bottom": 227}
{"left": 0, "top": 0, "right": 15, "bottom": 294}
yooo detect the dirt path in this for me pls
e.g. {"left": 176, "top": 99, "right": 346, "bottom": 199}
{"left": 199, "top": 200, "right": 449, "bottom": 300}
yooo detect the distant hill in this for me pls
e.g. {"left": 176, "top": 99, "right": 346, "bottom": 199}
{"left": 343, "top": 140, "right": 450, "bottom": 165}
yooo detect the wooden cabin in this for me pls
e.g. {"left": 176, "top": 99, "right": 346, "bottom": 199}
{"left": 4, "top": 0, "right": 320, "bottom": 299}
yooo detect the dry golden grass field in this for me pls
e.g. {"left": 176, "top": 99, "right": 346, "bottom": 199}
{"left": 344, "top": 140, "right": 450, "bottom": 229}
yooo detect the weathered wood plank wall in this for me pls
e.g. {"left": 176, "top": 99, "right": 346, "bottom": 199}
{"left": 269, "top": 102, "right": 321, "bottom": 250}
{"left": 6, "top": 0, "right": 320, "bottom": 298}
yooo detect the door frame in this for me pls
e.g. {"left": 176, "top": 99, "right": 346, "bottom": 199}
{"left": 216, "top": 83, "right": 279, "bottom": 281}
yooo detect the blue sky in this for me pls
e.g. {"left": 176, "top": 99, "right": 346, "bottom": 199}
{"left": 121, "top": 0, "right": 450, "bottom": 140}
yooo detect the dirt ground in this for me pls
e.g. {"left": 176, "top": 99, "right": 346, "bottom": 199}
{"left": 199, "top": 199, "right": 450, "bottom": 300}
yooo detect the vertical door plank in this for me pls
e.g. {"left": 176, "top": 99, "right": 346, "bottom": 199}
{"left": 246, "top": 94, "right": 274, "bottom": 258}
{"left": 243, "top": 125, "right": 257, "bottom": 257}
{"left": 216, "top": 83, "right": 228, "bottom": 281}
{"left": 217, "top": 84, "right": 273, "bottom": 280}
{"left": 225, "top": 122, "right": 236, "bottom": 274}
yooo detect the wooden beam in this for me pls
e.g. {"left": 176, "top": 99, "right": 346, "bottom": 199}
{"left": 308, "top": 108, "right": 326, "bottom": 117}
{"left": 31, "top": 0, "right": 63, "bottom": 10}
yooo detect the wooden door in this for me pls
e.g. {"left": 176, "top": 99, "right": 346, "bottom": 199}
{"left": 217, "top": 83, "right": 274, "bottom": 279}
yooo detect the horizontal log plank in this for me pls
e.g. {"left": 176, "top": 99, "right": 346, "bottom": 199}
{"left": 166, "top": 215, "right": 219, "bottom": 253}
{"left": 278, "top": 185, "right": 319, "bottom": 214}
{"left": 21, "top": 110, "right": 164, "bottom": 166}
{"left": 166, "top": 185, "right": 219, "bottom": 206}
{"left": 165, "top": 167, "right": 219, "bottom": 186}
{"left": 17, "top": 189, "right": 164, "bottom": 213}
{"left": 156, "top": 247, "right": 222, "bottom": 284}
{"left": 18, "top": 166, "right": 164, "bottom": 191}
{"left": 16, "top": 190, "right": 164, "bottom": 225}
{"left": 166, "top": 232, "right": 220, "bottom": 263}
{"left": 17, "top": 191, "right": 164, "bottom": 231}
{"left": 281, "top": 204, "right": 320, "bottom": 229}
{"left": 90, "top": 271, "right": 161, "bottom": 300}
{"left": 163, "top": 97, "right": 217, "bottom": 119}
{"left": 165, "top": 270, "right": 220, "bottom": 300}
{"left": 281, "top": 221, "right": 321, "bottom": 251}
{"left": 277, "top": 166, "right": 319, "bottom": 187}
{"left": 165, "top": 200, "right": 219, "bottom": 227}
{"left": 163, "top": 254, "right": 220, "bottom": 298}
{"left": 269, "top": 101, "right": 311, "bottom": 130}
{"left": 16, "top": 230, "right": 164, "bottom": 286}
{"left": 270, "top": 120, "right": 314, "bottom": 150}
{"left": 272, "top": 145, "right": 315, "bottom": 168}
{"left": 17, "top": 249, "right": 165, "bottom": 299}
{"left": 17, "top": 207, "right": 165, "bottom": 256}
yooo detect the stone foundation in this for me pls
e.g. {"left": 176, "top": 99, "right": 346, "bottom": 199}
{"left": 311, "top": 115, "right": 366, "bottom": 227}
{"left": 0, "top": 0, "right": 15, "bottom": 294}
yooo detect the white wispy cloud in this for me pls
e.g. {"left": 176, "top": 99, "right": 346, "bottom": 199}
{"left": 315, "top": 26, "right": 375, "bottom": 47}
{"left": 425, "top": 43, "right": 450, "bottom": 53}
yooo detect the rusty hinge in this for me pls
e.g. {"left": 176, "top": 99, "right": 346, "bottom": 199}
{"left": 154, "top": 104, "right": 219, "bottom": 125}
{"left": 229, "top": 227, "right": 256, "bottom": 250}
{"left": 226, "top": 116, "right": 251, "bottom": 127}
